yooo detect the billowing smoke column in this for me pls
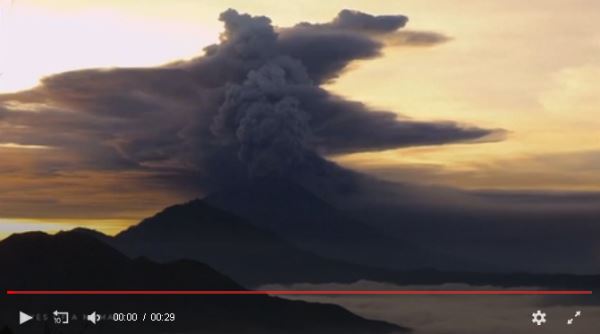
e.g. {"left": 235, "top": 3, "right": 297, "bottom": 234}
{"left": 212, "top": 57, "right": 313, "bottom": 177}
{"left": 0, "top": 9, "right": 499, "bottom": 192}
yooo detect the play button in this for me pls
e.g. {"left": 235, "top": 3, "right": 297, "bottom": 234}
{"left": 19, "top": 311, "right": 33, "bottom": 325}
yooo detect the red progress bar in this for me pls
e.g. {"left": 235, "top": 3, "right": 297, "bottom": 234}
{"left": 5, "top": 290, "right": 593, "bottom": 295}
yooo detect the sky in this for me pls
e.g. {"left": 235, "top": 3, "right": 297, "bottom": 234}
{"left": 0, "top": 0, "right": 599, "bottom": 238}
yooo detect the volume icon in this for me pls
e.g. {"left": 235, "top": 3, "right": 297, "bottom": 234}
{"left": 86, "top": 312, "right": 100, "bottom": 324}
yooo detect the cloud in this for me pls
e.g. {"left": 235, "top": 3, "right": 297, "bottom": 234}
{"left": 0, "top": 145, "right": 183, "bottom": 225}
{"left": 1, "top": 9, "right": 597, "bottom": 275}
{"left": 328, "top": 9, "right": 409, "bottom": 33}
{"left": 0, "top": 9, "right": 499, "bottom": 193}
{"left": 383, "top": 30, "right": 452, "bottom": 47}
{"left": 280, "top": 11, "right": 449, "bottom": 82}
{"left": 323, "top": 175, "right": 600, "bottom": 274}
{"left": 260, "top": 281, "right": 600, "bottom": 334}
{"left": 212, "top": 57, "right": 315, "bottom": 178}
{"left": 294, "top": 9, "right": 408, "bottom": 33}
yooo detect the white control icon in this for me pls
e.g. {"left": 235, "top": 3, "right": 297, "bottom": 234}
{"left": 567, "top": 310, "right": 582, "bottom": 325}
{"left": 532, "top": 310, "right": 546, "bottom": 326}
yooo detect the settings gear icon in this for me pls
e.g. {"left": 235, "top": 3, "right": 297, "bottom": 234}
{"left": 532, "top": 310, "right": 547, "bottom": 326}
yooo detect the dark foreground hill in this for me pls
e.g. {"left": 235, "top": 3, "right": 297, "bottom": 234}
{"left": 0, "top": 231, "right": 406, "bottom": 334}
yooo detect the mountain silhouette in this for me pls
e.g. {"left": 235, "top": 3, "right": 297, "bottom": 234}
{"left": 0, "top": 231, "right": 406, "bottom": 334}
{"left": 111, "top": 199, "right": 400, "bottom": 286}
{"left": 0, "top": 231, "right": 237, "bottom": 291}
{"left": 205, "top": 178, "right": 462, "bottom": 270}
{"left": 100, "top": 193, "right": 600, "bottom": 291}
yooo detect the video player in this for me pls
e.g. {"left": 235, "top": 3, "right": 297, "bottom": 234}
{"left": 0, "top": 1, "right": 597, "bottom": 333}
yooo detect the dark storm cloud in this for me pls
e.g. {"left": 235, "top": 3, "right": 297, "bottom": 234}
{"left": 0, "top": 9, "right": 499, "bottom": 191}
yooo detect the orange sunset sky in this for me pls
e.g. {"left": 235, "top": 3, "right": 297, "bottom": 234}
{"left": 0, "top": 0, "right": 599, "bottom": 238}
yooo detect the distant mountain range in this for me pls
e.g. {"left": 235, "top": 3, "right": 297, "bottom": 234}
{"left": 0, "top": 231, "right": 405, "bottom": 334}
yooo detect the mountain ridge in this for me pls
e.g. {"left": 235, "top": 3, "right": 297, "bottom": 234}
{"left": 0, "top": 231, "right": 407, "bottom": 334}
{"left": 75, "top": 198, "right": 600, "bottom": 290}
{"left": 111, "top": 199, "right": 404, "bottom": 286}
{"left": 204, "top": 179, "right": 470, "bottom": 271}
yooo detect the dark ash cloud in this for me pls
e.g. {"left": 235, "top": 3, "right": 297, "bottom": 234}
{"left": 0, "top": 9, "right": 500, "bottom": 192}
{"left": 281, "top": 10, "right": 449, "bottom": 82}
{"left": 330, "top": 9, "right": 408, "bottom": 32}
{"left": 211, "top": 57, "right": 314, "bottom": 177}
{"left": 298, "top": 9, "right": 409, "bottom": 33}
{"left": 384, "top": 31, "right": 452, "bottom": 47}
